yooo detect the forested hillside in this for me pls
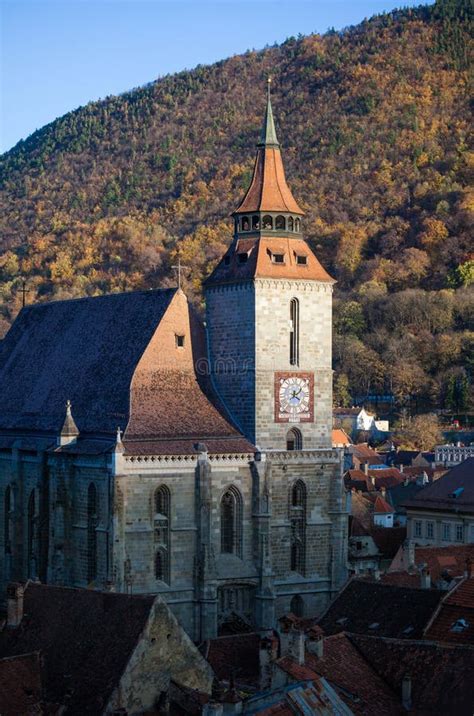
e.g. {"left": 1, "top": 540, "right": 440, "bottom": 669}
{"left": 0, "top": 0, "right": 472, "bottom": 414}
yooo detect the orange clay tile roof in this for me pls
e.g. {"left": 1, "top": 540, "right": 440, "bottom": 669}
{"left": 234, "top": 146, "right": 304, "bottom": 215}
{"left": 424, "top": 577, "right": 474, "bottom": 645}
{"left": 373, "top": 495, "right": 395, "bottom": 514}
{"left": 332, "top": 429, "right": 352, "bottom": 447}
{"left": 205, "top": 236, "right": 334, "bottom": 286}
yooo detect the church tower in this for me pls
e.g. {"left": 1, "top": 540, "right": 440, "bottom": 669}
{"left": 205, "top": 82, "right": 334, "bottom": 451}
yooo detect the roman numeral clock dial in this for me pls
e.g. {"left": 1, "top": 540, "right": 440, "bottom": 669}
{"left": 274, "top": 372, "right": 314, "bottom": 423}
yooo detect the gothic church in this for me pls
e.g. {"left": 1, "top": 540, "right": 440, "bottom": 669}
{"left": 0, "top": 90, "right": 347, "bottom": 640}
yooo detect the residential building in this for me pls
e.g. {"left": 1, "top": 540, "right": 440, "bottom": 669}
{"left": 403, "top": 458, "right": 474, "bottom": 547}
{"left": 435, "top": 443, "right": 474, "bottom": 467}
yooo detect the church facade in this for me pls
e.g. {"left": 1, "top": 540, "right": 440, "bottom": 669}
{"left": 0, "top": 91, "right": 347, "bottom": 641}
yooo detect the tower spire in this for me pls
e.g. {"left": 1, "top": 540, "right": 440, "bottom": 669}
{"left": 259, "top": 78, "right": 279, "bottom": 147}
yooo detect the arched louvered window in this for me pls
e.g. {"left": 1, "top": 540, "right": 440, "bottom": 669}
{"left": 242, "top": 216, "right": 250, "bottom": 231}
{"left": 154, "top": 486, "right": 171, "bottom": 584}
{"left": 221, "top": 486, "right": 243, "bottom": 557}
{"left": 288, "top": 217, "right": 294, "bottom": 231}
{"left": 276, "top": 215, "right": 286, "bottom": 230}
{"left": 286, "top": 428, "right": 303, "bottom": 451}
{"left": 290, "top": 594, "right": 304, "bottom": 618}
{"left": 262, "top": 215, "right": 273, "bottom": 230}
{"left": 290, "top": 298, "right": 299, "bottom": 366}
{"left": 295, "top": 218, "right": 301, "bottom": 232}
{"left": 252, "top": 215, "right": 260, "bottom": 230}
{"left": 289, "top": 480, "right": 306, "bottom": 575}
{"left": 87, "top": 483, "right": 98, "bottom": 583}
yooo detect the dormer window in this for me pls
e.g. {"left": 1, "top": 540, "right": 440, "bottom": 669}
{"left": 272, "top": 253, "right": 285, "bottom": 264}
{"left": 175, "top": 335, "right": 185, "bottom": 348}
{"left": 296, "top": 254, "right": 307, "bottom": 265}
{"left": 238, "top": 253, "right": 248, "bottom": 264}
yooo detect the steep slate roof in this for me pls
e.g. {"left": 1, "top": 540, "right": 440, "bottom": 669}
{"left": 350, "top": 634, "right": 474, "bottom": 715}
{"left": 0, "top": 289, "right": 254, "bottom": 455}
{"left": 0, "top": 289, "right": 176, "bottom": 434}
{"left": 318, "top": 579, "right": 443, "bottom": 639}
{"left": 0, "top": 583, "right": 156, "bottom": 715}
{"left": 403, "top": 458, "right": 474, "bottom": 514}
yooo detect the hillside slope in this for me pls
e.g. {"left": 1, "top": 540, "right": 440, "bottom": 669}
{"left": 0, "top": 0, "right": 472, "bottom": 415}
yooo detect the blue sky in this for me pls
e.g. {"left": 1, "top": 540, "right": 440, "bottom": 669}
{"left": 1, "top": 0, "right": 431, "bottom": 154}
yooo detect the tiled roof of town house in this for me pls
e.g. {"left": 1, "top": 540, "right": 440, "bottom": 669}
{"left": 373, "top": 495, "right": 394, "bottom": 514}
{"left": 0, "top": 652, "right": 44, "bottom": 715}
{"left": 389, "top": 544, "right": 474, "bottom": 584}
{"left": 424, "top": 574, "right": 474, "bottom": 645}
{"left": 370, "top": 527, "right": 407, "bottom": 559}
{"left": 402, "top": 458, "right": 474, "bottom": 513}
{"left": 234, "top": 85, "right": 303, "bottom": 216}
{"left": 277, "top": 634, "right": 403, "bottom": 716}
{"left": 0, "top": 289, "right": 254, "bottom": 455}
{"left": 349, "top": 634, "right": 474, "bottom": 714}
{"left": 0, "top": 583, "right": 156, "bottom": 715}
{"left": 317, "top": 578, "right": 443, "bottom": 639}
{"left": 201, "top": 632, "right": 267, "bottom": 687}
{"left": 332, "top": 428, "right": 352, "bottom": 447}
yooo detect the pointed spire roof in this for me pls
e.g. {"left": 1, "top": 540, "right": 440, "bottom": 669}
{"left": 234, "top": 80, "right": 303, "bottom": 216}
{"left": 58, "top": 400, "right": 79, "bottom": 445}
{"left": 258, "top": 78, "right": 279, "bottom": 147}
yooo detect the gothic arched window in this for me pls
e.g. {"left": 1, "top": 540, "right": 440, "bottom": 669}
{"left": 290, "top": 594, "right": 304, "bottom": 618}
{"left": 288, "top": 217, "right": 294, "bottom": 231}
{"left": 242, "top": 216, "right": 250, "bottom": 231}
{"left": 262, "top": 215, "right": 273, "bottom": 230}
{"left": 252, "top": 215, "right": 260, "bottom": 230}
{"left": 154, "top": 486, "right": 171, "bottom": 584}
{"left": 27, "top": 489, "right": 38, "bottom": 578}
{"left": 221, "top": 486, "right": 243, "bottom": 557}
{"left": 289, "top": 480, "right": 306, "bottom": 575}
{"left": 290, "top": 298, "right": 299, "bottom": 366}
{"left": 276, "top": 215, "right": 286, "bottom": 230}
{"left": 295, "top": 218, "right": 301, "bottom": 232}
{"left": 286, "top": 428, "right": 302, "bottom": 451}
{"left": 87, "top": 483, "right": 98, "bottom": 583}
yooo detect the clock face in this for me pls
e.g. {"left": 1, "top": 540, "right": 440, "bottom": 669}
{"left": 275, "top": 373, "right": 314, "bottom": 423}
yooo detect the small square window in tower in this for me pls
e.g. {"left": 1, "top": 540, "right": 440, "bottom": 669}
{"left": 175, "top": 334, "right": 185, "bottom": 348}
{"left": 272, "top": 253, "right": 285, "bottom": 264}
{"left": 296, "top": 254, "right": 307, "bottom": 265}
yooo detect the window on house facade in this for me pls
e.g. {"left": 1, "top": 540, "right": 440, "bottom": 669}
{"left": 290, "top": 298, "right": 299, "bottom": 366}
{"left": 455, "top": 524, "right": 464, "bottom": 542}
{"left": 87, "top": 483, "right": 98, "bottom": 583}
{"left": 442, "top": 523, "right": 451, "bottom": 541}
{"left": 426, "top": 521, "right": 434, "bottom": 540}
{"left": 289, "top": 480, "right": 306, "bottom": 575}
{"left": 175, "top": 334, "right": 185, "bottom": 348}
{"left": 286, "top": 427, "right": 302, "bottom": 451}
{"left": 154, "top": 485, "right": 171, "bottom": 584}
{"left": 414, "top": 521, "right": 422, "bottom": 538}
{"left": 220, "top": 486, "right": 243, "bottom": 557}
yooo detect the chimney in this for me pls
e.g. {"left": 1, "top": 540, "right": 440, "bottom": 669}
{"left": 404, "top": 539, "right": 415, "bottom": 569}
{"left": 381, "top": 487, "right": 387, "bottom": 499}
{"left": 400, "top": 464, "right": 404, "bottom": 474}
{"left": 370, "top": 475, "right": 376, "bottom": 488}
{"left": 7, "top": 583, "right": 24, "bottom": 627}
{"left": 420, "top": 567, "right": 431, "bottom": 589}
{"left": 374, "top": 567, "right": 381, "bottom": 581}
{"left": 286, "top": 627, "right": 306, "bottom": 665}
{"left": 259, "top": 634, "right": 278, "bottom": 690}
{"left": 465, "top": 558, "right": 474, "bottom": 579}
{"left": 307, "top": 633, "right": 324, "bottom": 658}
{"left": 402, "top": 674, "right": 412, "bottom": 710}
{"left": 363, "top": 463, "right": 369, "bottom": 476}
